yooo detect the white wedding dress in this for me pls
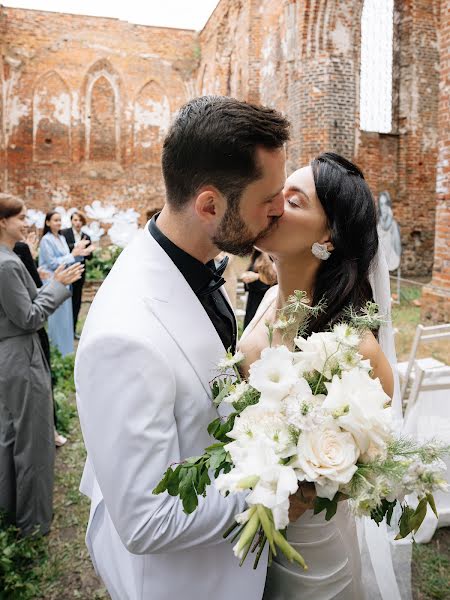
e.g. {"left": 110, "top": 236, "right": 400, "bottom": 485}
{"left": 239, "top": 287, "right": 365, "bottom": 600}
{"left": 263, "top": 503, "right": 364, "bottom": 599}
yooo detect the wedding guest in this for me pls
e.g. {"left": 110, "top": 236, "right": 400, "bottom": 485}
{"left": 39, "top": 211, "right": 92, "bottom": 356}
{"left": 0, "top": 193, "right": 83, "bottom": 536}
{"left": 13, "top": 238, "right": 68, "bottom": 447}
{"left": 61, "top": 211, "right": 94, "bottom": 338}
{"left": 242, "top": 249, "right": 277, "bottom": 329}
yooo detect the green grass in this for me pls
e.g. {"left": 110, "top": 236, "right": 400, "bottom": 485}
{"left": 412, "top": 529, "right": 450, "bottom": 599}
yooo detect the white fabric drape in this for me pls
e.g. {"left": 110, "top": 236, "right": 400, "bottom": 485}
{"left": 363, "top": 243, "right": 412, "bottom": 600}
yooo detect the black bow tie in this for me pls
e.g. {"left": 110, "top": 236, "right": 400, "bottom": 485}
{"left": 198, "top": 255, "right": 229, "bottom": 296}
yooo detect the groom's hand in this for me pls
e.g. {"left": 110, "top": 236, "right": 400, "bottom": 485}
{"left": 288, "top": 482, "right": 316, "bottom": 522}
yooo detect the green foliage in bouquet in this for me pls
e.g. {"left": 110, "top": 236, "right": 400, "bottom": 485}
{"left": 85, "top": 245, "right": 122, "bottom": 281}
{"left": 153, "top": 443, "right": 232, "bottom": 515}
{"left": 153, "top": 377, "right": 262, "bottom": 514}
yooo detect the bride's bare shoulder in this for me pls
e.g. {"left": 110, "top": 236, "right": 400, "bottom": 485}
{"left": 238, "top": 286, "right": 278, "bottom": 376}
{"left": 359, "top": 330, "right": 394, "bottom": 398}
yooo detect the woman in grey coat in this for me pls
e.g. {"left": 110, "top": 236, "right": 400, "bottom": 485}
{"left": 0, "top": 193, "right": 83, "bottom": 536}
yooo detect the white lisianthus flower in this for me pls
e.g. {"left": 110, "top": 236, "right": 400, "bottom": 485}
{"left": 322, "top": 370, "right": 393, "bottom": 455}
{"left": 227, "top": 405, "right": 296, "bottom": 458}
{"left": 224, "top": 437, "right": 280, "bottom": 474}
{"left": 218, "top": 350, "right": 245, "bottom": 369}
{"left": 292, "top": 420, "right": 360, "bottom": 500}
{"left": 215, "top": 439, "right": 284, "bottom": 498}
{"left": 249, "top": 346, "right": 297, "bottom": 402}
{"left": 294, "top": 332, "right": 342, "bottom": 379}
{"left": 223, "top": 382, "right": 251, "bottom": 404}
{"left": 246, "top": 464, "right": 299, "bottom": 529}
{"left": 283, "top": 378, "right": 327, "bottom": 431}
{"left": 333, "top": 324, "right": 360, "bottom": 348}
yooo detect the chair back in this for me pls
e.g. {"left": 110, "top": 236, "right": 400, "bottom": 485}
{"left": 400, "top": 323, "right": 450, "bottom": 400}
{"left": 405, "top": 361, "right": 450, "bottom": 419}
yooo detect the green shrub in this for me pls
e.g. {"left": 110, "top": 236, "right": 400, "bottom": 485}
{"left": 85, "top": 245, "right": 122, "bottom": 281}
{"left": 54, "top": 390, "right": 77, "bottom": 437}
{"left": 50, "top": 346, "right": 75, "bottom": 396}
{"left": 0, "top": 512, "right": 47, "bottom": 600}
{"left": 50, "top": 347, "right": 77, "bottom": 435}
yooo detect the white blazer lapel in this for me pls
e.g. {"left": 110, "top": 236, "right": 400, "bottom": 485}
{"left": 142, "top": 232, "right": 227, "bottom": 397}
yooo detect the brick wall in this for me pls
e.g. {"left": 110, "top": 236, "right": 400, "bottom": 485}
{"left": 199, "top": 0, "right": 441, "bottom": 277}
{"left": 0, "top": 2, "right": 447, "bottom": 288}
{"left": 421, "top": 0, "right": 450, "bottom": 322}
{"left": 0, "top": 7, "right": 198, "bottom": 219}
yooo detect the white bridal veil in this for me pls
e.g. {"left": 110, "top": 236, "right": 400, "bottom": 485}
{"left": 363, "top": 243, "right": 412, "bottom": 600}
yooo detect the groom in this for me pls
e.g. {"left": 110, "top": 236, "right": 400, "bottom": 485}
{"left": 75, "top": 96, "right": 289, "bottom": 600}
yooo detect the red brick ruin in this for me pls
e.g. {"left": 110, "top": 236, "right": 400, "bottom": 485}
{"left": 0, "top": 0, "right": 448, "bottom": 320}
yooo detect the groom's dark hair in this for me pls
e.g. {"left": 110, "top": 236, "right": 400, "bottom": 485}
{"left": 162, "top": 96, "right": 290, "bottom": 210}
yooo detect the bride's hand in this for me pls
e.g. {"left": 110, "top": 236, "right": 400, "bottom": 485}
{"left": 288, "top": 482, "right": 316, "bottom": 522}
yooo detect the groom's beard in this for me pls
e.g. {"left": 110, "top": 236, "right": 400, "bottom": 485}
{"left": 212, "top": 203, "right": 279, "bottom": 256}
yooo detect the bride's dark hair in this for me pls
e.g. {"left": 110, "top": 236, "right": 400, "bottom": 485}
{"left": 305, "top": 152, "right": 378, "bottom": 335}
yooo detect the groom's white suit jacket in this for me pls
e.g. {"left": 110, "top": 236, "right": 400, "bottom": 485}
{"left": 75, "top": 227, "right": 267, "bottom": 600}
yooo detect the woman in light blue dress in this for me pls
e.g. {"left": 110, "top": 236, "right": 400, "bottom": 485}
{"left": 39, "top": 211, "right": 91, "bottom": 356}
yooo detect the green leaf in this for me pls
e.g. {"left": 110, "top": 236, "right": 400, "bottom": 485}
{"left": 181, "top": 484, "right": 199, "bottom": 514}
{"left": 370, "top": 498, "right": 397, "bottom": 526}
{"left": 396, "top": 506, "right": 415, "bottom": 539}
{"left": 196, "top": 468, "right": 211, "bottom": 496}
{"left": 426, "top": 493, "right": 438, "bottom": 519}
{"left": 167, "top": 465, "right": 182, "bottom": 496}
{"left": 410, "top": 497, "right": 428, "bottom": 533}
{"left": 207, "top": 418, "right": 221, "bottom": 438}
{"left": 152, "top": 467, "right": 174, "bottom": 495}
{"left": 313, "top": 496, "right": 338, "bottom": 520}
{"left": 184, "top": 455, "right": 203, "bottom": 465}
{"left": 209, "top": 447, "right": 227, "bottom": 471}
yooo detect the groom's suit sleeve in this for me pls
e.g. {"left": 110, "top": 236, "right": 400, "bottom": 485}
{"left": 76, "top": 332, "right": 246, "bottom": 555}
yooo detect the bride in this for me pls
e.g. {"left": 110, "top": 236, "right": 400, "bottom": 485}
{"left": 240, "top": 152, "right": 404, "bottom": 600}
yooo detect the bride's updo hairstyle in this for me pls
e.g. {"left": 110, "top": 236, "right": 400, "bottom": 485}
{"left": 307, "top": 152, "right": 378, "bottom": 334}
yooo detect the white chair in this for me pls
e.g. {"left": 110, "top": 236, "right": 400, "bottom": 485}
{"left": 396, "top": 323, "right": 450, "bottom": 401}
{"left": 404, "top": 361, "right": 450, "bottom": 420}
{"left": 403, "top": 362, "right": 450, "bottom": 542}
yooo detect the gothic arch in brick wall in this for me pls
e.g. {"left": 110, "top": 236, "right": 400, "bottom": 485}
{"left": 83, "top": 59, "right": 122, "bottom": 163}
{"left": 133, "top": 80, "right": 170, "bottom": 165}
{"left": 32, "top": 70, "right": 71, "bottom": 163}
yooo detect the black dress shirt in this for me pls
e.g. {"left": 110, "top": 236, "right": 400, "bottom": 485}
{"left": 149, "top": 216, "right": 236, "bottom": 353}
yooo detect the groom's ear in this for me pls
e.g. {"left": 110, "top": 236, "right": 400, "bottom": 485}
{"left": 194, "top": 187, "right": 227, "bottom": 228}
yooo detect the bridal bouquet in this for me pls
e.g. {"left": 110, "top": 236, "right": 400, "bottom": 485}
{"left": 154, "top": 292, "right": 449, "bottom": 570}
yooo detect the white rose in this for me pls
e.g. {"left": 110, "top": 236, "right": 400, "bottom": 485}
{"left": 292, "top": 420, "right": 360, "bottom": 500}
{"left": 248, "top": 346, "right": 297, "bottom": 402}
{"left": 323, "top": 369, "right": 393, "bottom": 455}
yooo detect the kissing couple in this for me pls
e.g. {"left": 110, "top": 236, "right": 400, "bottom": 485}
{"left": 76, "top": 96, "right": 405, "bottom": 600}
